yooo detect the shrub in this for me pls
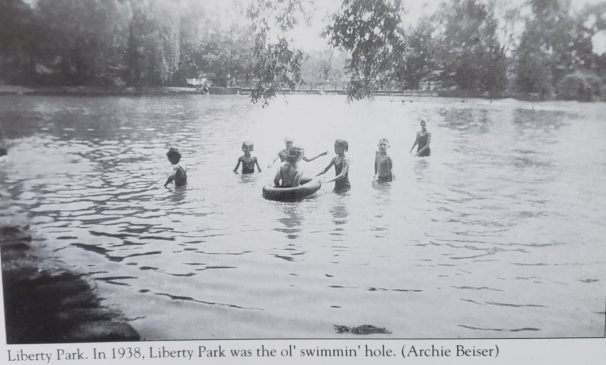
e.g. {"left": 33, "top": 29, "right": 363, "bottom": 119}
{"left": 556, "top": 72, "right": 603, "bottom": 101}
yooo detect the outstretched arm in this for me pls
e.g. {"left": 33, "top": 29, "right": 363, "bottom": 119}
{"left": 302, "top": 150, "right": 328, "bottom": 162}
{"left": 316, "top": 158, "right": 335, "bottom": 176}
{"left": 268, "top": 154, "right": 281, "bottom": 168}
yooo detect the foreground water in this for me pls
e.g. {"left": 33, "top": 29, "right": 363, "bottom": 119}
{"left": 1, "top": 95, "right": 605, "bottom": 339}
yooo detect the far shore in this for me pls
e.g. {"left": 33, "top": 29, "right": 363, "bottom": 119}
{"left": 0, "top": 84, "right": 586, "bottom": 102}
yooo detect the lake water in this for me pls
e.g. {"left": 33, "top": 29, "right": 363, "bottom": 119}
{"left": 1, "top": 95, "right": 605, "bottom": 339}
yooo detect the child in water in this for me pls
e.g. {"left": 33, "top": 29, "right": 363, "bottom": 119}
{"left": 375, "top": 138, "right": 393, "bottom": 182}
{"left": 317, "top": 139, "right": 350, "bottom": 193}
{"left": 269, "top": 137, "right": 328, "bottom": 167}
{"left": 164, "top": 147, "right": 187, "bottom": 188}
{"left": 233, "top": 141, "right": 262, "bottom": 174}
{"left": 274, "top": 146, "right": 304, "bottom": 187}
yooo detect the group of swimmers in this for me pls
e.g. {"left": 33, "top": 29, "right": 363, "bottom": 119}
{"left": 164, "top": 119, "right": 432, "bottom": 193}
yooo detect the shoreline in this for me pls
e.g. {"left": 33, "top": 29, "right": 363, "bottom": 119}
{"left": 0, "top": 84, "right": 593, "bottom": 102}
{"left": 1, "top": 225, "right": 140, "bottom": 344}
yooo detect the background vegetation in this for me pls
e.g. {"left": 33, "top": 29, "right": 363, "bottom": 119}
{"left": 1, "top": 0, "right": 605, "bottom": 103}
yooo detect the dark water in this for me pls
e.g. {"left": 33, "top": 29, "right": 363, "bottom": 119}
{"left": 1, "top": 95, "right": 605, "bottom": 338}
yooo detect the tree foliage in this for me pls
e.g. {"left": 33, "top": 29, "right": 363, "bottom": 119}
{"left": 514, "top": 0, "right": 575, "bottom": 96}
{"left": 247, "top": 0, "right": 307, "bottom": 105}
{"left": 432, "top": 0, "right": 507, "bottom": 96}
{"left": 324, "top": 0, "right": 406, "bottom": 100}
{"left": 0, "top": 0, "right": 604, "bottom": 102}
{"left": 399, "top": 17, "right": 436, "bottom": 90}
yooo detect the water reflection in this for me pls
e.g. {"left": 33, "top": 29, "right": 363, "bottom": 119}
{"left": 370, "top": 182, "right": 391, "bottom": 238}
{"left": 329, "top": 200, "right": 349, "bottom": 241}
{"left": 166, "top": 187, "right": 187, "bottom": 205}
{"left": 413, "top": 158, "right": 430, "bottom": 182}
{"left": 239, "top": 173, "right": 257, "bottom": 185}
{"left": 275, "top": 204, "right": 303, "bottom": 240}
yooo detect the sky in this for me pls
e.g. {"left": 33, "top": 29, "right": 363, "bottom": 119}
{"left": 284, "top": 0, "right": 606, "bottom": 53}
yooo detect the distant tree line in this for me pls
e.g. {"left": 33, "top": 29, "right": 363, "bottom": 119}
{"left": 0, "top": 0, "right": 255, "bottom": 88}
{"left": 1, "top": 0, "right": 605, "bottom": 103}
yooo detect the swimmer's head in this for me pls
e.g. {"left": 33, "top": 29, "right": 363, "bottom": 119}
{"left": 241, "top": 141, "right": 254, "bottom": 152}
{"left": 284, "top": 138, "right": 294, "bottom": 148}
{"left": 378, "top": 138, "right": 389, "bottom": 151}
{"left": 166, "top": 147, "right": 181, "bottom": 164}
{"left": 286, "top": 146, "right": 303, "bottom": 163}
{"left": 420, "top": 119, "right": 427, "bottom": 129}
{"left": 334, "top": 139, "right": 348, "bottom": 154}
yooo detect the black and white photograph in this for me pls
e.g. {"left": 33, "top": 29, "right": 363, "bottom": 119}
{"left": 0, "top": 0, "right": 605, "bottom": 362}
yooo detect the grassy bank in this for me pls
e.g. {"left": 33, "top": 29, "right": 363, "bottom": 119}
{"left": 1, "top": 225, "right": 139, "bottom": 344}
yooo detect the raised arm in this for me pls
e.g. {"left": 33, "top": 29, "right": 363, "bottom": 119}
{"left": 268, "top": 153, "right": 282, "bottom": 168}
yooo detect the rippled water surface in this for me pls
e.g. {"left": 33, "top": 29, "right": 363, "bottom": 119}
{"left": 1, "top": 95, "right": 605, "bottom": 339}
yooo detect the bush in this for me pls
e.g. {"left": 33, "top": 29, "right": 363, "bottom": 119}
{"left": 556, "top": 72, "right": 603, "bottom": 101}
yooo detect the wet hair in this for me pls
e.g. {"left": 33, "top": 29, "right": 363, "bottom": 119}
{"left": 166, "top": 147, "right": 181, "bottom": 163}
{"left": 242, "top": 141, "right": 254, "bottom": 151}
{"left": 334, "top": 139, "right": 349, "bottom": 151}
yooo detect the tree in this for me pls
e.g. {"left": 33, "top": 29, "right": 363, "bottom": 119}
{"left": 432, "top": 0, "right": 507, "bottom": 96}
{"left": 324, "top": 0, "right": 406, "bottom": 100}
{"left": 572, "top": 2, "right": 606, "bottom": 77}
{"left": 514, "top": 0, "right": 575, "bottom": 95}
{"left": 176, "top": 1, "right": 253, "bottom": 87}
{"left": 126, "top": 0, "right": 182, "bottom": 86}
{"left": 400, "top": 17, "right": 436, "bottom": 90}
{"left": 0, "top": 0, "right": 37, "bottom": 83}
{"left": 33, "top": 0, "right": 132, "bottom": 85}
{"left": 300, "top": 49, "right": 347, "bottom": 90}
{"left": 247, "top": 0, "right": 308, "bottom": 105}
